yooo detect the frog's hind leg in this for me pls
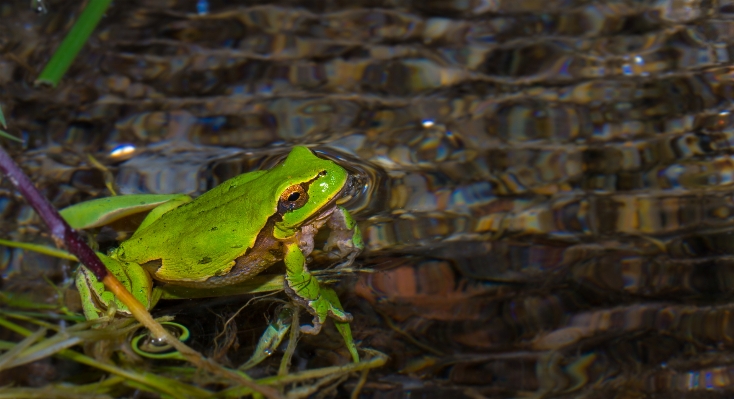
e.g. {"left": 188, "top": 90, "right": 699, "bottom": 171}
{"left": 75, "top": 253, "right": 156, "bottom": 320}
{"left": 282, "top": 271, "right": 359, "bottom": 362}
{"left": 283, "top": 242, "right": 353, "bottom": 334}
{"left": 322, "top": 287, "right": 360, "bottom": 362}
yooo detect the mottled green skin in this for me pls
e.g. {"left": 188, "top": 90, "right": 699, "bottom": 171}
{"left": 113, "top": 146, "right": 348, "bottom": 284}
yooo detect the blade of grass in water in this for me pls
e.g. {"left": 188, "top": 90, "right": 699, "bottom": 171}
{"left": 0, "top": 130, "right": 22, "bottom": 143}
{"left": 0, "top": 239, "right": 78, "bottom": 261}
{"left": 0, "top": 104, "right": 22, "bottom": 143}
{"left": 0, "top": 103, "right": 6, "bottom": 128}
{"left": 35, "top": 0, "right": 113, "bottom": 87}
{"left": 0, "top": 328, "right": 46, "bottom": 371}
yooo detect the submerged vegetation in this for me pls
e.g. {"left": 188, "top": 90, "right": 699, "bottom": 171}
{"left": 0, "top": 306, "right": 386, "bottom": 398}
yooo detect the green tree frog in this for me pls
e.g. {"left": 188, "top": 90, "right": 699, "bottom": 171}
{"left": 62, "top": 146, "right": 364, "bottom": 359}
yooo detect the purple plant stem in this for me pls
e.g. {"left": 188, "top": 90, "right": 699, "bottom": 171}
{"left": 0, "top": 145, "right": 108, "bottom": 280}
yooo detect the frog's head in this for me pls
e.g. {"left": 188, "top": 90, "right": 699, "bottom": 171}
{"left": 272, "top": 146, "right": 349, "bottom": 239}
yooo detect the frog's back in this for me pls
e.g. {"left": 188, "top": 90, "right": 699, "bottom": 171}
{"left": 115, "top": 146, "right": 341, "bottom": 283}
{"left": 116, "top": 169, "right": 275, "bottom": 282}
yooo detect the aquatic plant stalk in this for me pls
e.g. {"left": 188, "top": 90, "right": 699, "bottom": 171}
{"left": 0, "top": 143, "right": 167, "bottom": 346}
{"left": 0, "top": 146, "right": 110, "bottom": 281}
{"left": 36, "top": 0, "right": 113, "bottom": 86}
{"left": 219, "top": 349, "right": 389, "bottom": 398}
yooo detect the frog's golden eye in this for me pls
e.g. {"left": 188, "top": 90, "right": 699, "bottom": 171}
{"left": 278, "top": 184, "right": 309, "bottom": 213}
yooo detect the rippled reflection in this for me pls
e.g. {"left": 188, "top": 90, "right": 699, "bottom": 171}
{"left": 5, "top": 0, "right": 734, "bottom": 396}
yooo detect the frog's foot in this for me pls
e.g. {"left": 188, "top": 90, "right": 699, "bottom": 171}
{"left": 299, "top": 319, "right": 323, "bottom": 335}
{"left": 312, "top": 287, "right": 360, "bottom": 362}
{"left": 284, "top": 282, "right": 352, "bottom": 335}
{"left": 301, "top": 295, "right": 353, "bottom": 335}
{"left": 283, "top": 272, "right": 360, "bottom": 362}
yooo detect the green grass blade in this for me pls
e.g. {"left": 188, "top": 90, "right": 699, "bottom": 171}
{"left": 0, "top": 130, "right": 23, "bottom": 143}
{"left": 35, "top": 0, "right": 113, "bottom": 87}
{"left": 0, "top": 103, "right": 7, "bottom": 129}
{"left": 5, "top": 334, "right": 82, "bottom": 370}
{"left": 0, "top": 328, "right": 46, "bottom": 371}
{"left": 0, "top": 104, "right": 23, "bottom": 143}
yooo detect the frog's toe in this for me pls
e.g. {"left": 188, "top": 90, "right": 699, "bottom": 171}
{"left": 300, "top": 318, "right": 323, "bottom": 335}
{"left": 328, "top": 305, "right": 353, "bottom": 322}
{"left": 320, "top": 286, "right": 353, "bottom": 322}
{"left": 333, "top": 251, "right": 359, "bottom": 269}
{"left": 298, "top": 308, "right": 350, "bottom": 335}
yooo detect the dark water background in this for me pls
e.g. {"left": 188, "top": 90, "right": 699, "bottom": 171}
{"left": 3, "top": 0, "right": 734, "bottom": 397}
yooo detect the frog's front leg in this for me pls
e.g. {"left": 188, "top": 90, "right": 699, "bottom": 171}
{"left": 324, "top": 206, "right": 364, "bottom": 266}
{"left": 283, "top": 241, "right": 352, "bottom": 335}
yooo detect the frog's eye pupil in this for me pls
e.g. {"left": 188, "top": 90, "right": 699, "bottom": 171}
{"left": 278, "top": 184, "right": 309, "bottom": 214}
